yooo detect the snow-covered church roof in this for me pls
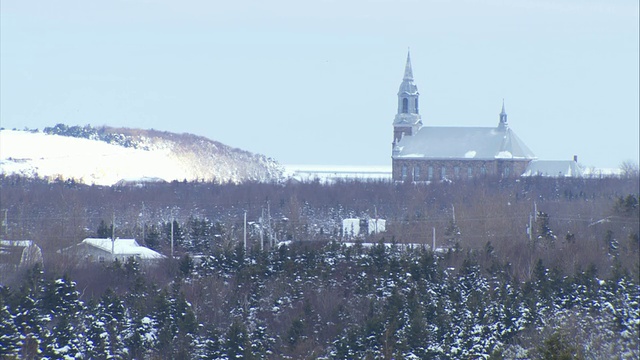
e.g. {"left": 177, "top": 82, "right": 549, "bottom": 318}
{"left": 393, "top": 126, "right": 536, "bottom": 161}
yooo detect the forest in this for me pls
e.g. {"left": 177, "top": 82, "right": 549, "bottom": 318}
{"left": 0, "top": 173, "right": 638, "bottom": 359}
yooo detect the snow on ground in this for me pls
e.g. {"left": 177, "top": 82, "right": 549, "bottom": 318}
{"left": 0, "top": 130, "right": 186, "bottom": 186}
{"left": 283, "top": 164, "right": 392, "bottom": 182}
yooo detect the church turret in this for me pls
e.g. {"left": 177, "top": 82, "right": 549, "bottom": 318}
{"left": 498, "top": 99, "right": 508, "bottom": 130}
{"left": 393, "top": 50, "right": 422, "bottom": 145}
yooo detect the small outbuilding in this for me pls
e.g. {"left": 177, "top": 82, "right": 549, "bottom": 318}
{"left": 0, "top": 240, "right": 43, "bottom": 269}
{"left": 342, "top": 218, "right": 386, "bottom": 239}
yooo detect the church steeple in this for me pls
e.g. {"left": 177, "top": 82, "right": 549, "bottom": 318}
{"left": 403, "top": 50, "right": 414, "bottom": 80}
{"left": 393, "top": 50, "right": 422, "bottom": 145}
{"left": 498, "top": 99, "right": 508, "bottom": 129}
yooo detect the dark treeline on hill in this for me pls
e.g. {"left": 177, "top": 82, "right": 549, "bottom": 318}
{"left": 0, "top": 174, "right": 638, "bottom": 358}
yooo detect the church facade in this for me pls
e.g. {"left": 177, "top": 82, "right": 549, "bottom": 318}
{"left": 391, "top": 52, "right": 540, "bottom": 182}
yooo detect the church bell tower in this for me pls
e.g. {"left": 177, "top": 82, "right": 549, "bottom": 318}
{"left": 498, "top": 99, "right": 508, "bottom": 130}
{"left": 393, "top": 50, "right": 422, "bottom": 145}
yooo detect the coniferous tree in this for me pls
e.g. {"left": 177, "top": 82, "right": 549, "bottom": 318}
{"left": 536, "top": 212, "right": 556, "bottom": 241}
{"left": 40, "top": 276, "right": 85, "bottom": 359}
{"left": 145, "top": 224, "right": 161, "bottom": 250}
{"left": 226, "top": 320, "right": 248, "bottom": 359}
{"left": 0, "top": 292, "right": 21, "bottom": 358}
{"left": 97, "top": 219, "right": 113, "bottom": 238}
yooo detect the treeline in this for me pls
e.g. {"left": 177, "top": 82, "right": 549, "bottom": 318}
{"left": 1, "top": 242, "right": 638, "bottom": 359}
{"left": 1, "top": 173, "right": 637, "bottom": 281}
{"left": 42, "top": 123, "right": 144, "bottom": 149}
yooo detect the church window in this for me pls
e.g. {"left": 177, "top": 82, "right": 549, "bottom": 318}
{"left": 401, "top": 165, "right": 408, "bottom": 180}
{"left": 402, "top": 98, "right": 409, "bottom": 113}
{"left": 467, "top": 167, "right": 473, "bottom": 179}
{"left": 481, "top": 165, "right": 487, "bottom": 176}
{"left": 454, "top": 166, "right": 460, "bottom": 179}
{"left": 428, "top": 166, "right": 433, "bottom": 180}
{"left": 503, "top": 166, "right": 511, "bottom": 178}
{"left": 441, "top": 167, "right": 446, "bottom": 180}
{"left": 413, "top": 166, "right": 420, "bottom": 181}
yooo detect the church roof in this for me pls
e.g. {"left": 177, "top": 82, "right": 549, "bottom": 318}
{"left": 393, "top": 126, "right": 536, "bottom": 160}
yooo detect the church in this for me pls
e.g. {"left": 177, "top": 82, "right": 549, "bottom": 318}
{"left": 391, "top": 52, "right": 580, "bottom": 182}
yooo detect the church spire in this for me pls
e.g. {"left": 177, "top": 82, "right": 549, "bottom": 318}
{"left": 393, "top": 50, "right": 422, "bottom": 145}
{"left": 403, "top": 49, "right": 414, "bottom": 80}
{"left": 499, "top": 99, "right": 508, "bottom": 129}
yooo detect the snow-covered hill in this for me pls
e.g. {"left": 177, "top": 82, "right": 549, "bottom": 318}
{"left": 0, "top": 127, "right": 283, "bottom": 185}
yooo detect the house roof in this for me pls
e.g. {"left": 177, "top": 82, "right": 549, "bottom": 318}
{"left": 522, "top": 160, "right": 583, "bottom": 177}
{"left": 393, "top": 126, "right": 536, "bottom": 161}
{"left": 81, "top": 238, "right": 164, "bottom": 259}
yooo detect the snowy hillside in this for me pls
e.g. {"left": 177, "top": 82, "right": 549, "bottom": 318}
{"left": 0, "top": 128, "right": 283, "bottom": 185}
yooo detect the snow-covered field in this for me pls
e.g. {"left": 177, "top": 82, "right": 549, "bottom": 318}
{"left": 0, "top": 130, "right": 390, "bottom": 186}
{"left": 0, "top": 129, "right": 285, "bottom": 185}
{"left": 0, "top": 130, "right": 185, "bottom": 186}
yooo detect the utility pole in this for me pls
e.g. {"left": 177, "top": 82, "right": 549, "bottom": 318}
{"left": 260, "top": 208, "right": 265, "bottom": 251}
{"left": 452, "top": 204, "right": 456, "bottom": 223}
{"left": 141, "top": 202, "right": 145, "bottom": 244}
{"left": 1, "top": 209, "right": 7, "bottom": 237}
{"left": 111, "top": 212, "right": 116, "bottom": 255}
{"left": 243, "top": 210, "right": 247, "bottom": 254}
{"left": 432, "top": 227, "right": 436, "bottom": 252}
{"left": 171, "top": 216, "right": 174, "bottom": 259}
{"left": 374, "top": 205, "right": 378, "bottom": 234}
{"left": 267, "top": 201, "right": 274, "bottom": 247}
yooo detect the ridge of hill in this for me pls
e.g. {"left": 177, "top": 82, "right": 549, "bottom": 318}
{"left": 0, "top": 125, "right": 283, "bottom": 185}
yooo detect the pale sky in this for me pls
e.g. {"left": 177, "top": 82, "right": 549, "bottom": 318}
{"left": 1, "top": 0, "right": 638, "bottom": 169}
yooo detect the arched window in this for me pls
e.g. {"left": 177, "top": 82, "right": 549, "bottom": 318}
{"left": 413, "top": 166, "right": 420, "bottom": 181}
{"left": 401, "top": 165, "right": 408, "bottom": 180}
{"left": 402, "top": 98, "right": 409, "bottom": 113}
{"left": 415, "top": 98, "right": 419, "bottom": 113}
{"left": 428, "top": 166, "right": 434, "bottom": 180}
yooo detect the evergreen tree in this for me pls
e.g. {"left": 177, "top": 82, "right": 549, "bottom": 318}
{"left": 163, "top": 220, "right": 186, "bottom": 249}
{"left": 179, "top": 254, "right": 194, "bottom": 277}
{"left": 97, "top": 219, "right": 113, "bottom": 238}
{"left": 444, "top": 218, "right": 462, "bottom": 246}
{"left": 201, "top": 328, "right": 225, "bottom": 360}
{"left": 123, "top": 314, "right": 157, "bottom": 360}
{"left": 536, "top": 212, "right": 556, "bottom": 241}
{"left": 40, "top": 276, "right": 85, "bottom": 359}
{"left": 226, "top": 320, "right": 248, "bottom": 359}
{"left": 145, "top": 224, "right": 161, "bottom": 250}
{"left": 0, "top": 296, "right": 21, "bottom": 358}
{"left": 536, "top": 332, "right": 583, "bottom": 360}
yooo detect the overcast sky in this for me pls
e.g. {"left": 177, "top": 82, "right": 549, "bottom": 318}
{"left": 1, "top": 0, "right": 638, "bottom": 169}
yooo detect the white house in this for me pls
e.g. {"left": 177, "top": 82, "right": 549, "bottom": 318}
{"left": 63, "top": 238, "right": 164, "bottom": 263}
{"left": 342, "top": 218, "right": 386, "bottom": 239}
